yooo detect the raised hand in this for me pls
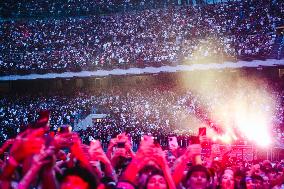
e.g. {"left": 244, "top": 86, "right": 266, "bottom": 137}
{"left": 89, "top": 140, "right": 110, "bottom": 163}
{"left": 184, "top": 144, "right": 202, "bottom": 159}
{"left": 10, "top": 128, "right": 45, "bottom": 163}
{"left": 53, "top": 132, "right": 76, "bottom": 149}
{"left": 0, "top": 139, "right": 15, "bottom": 156}
{"left": 32, "top": 146, "right": 56, "bottom": 169}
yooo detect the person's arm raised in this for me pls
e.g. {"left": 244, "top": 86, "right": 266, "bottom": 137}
{"left": 18, "top": 146, "right": 57, "bottom": 189}
{"left": 121, "top": 136, "right": 154, "bottom": 184}
{"left": 0, "top": 128, "right": 45, "bottom": 182}
{"left": 0, "top": 139, "right": 14, "bottom": 156}
{"left": 172, "top": 144, "right": 202, "bottom": 186}
{"left": 89, "top": 140, "right": 117, "bottom": 182}
{"left": 151, "top": 147, "right": 176, "bottom": 189}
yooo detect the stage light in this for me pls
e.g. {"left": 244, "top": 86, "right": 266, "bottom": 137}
{"left": 235, "top": 115, "right": 272, "bottom": 148}
{"left": 180, "top": 67, "right": 279, "bottom": 149}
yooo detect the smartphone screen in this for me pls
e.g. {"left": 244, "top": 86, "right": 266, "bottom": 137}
{"left": 199, "top": 127, "right": 206, "bottom": 136}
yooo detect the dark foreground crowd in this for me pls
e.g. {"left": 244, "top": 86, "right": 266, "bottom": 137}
{"left": 0, "top": 79, "right": 284, "bottom": 189}
{"left": 0, "top": 117, "right": 284, "bottom": 189}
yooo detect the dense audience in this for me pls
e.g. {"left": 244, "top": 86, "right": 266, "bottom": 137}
{"left": 1, "top": 0, "right": 284, "bottom": 75}
{"left": 0, "top": 0, "right": 181, "bottom": 18}
{"left": 0, "top": 78, "right": 283, "bottom": 148}
{"left": 0, "top": 75, "right": 283, "bottom": 189}
{"left": 0, "top": 93, "right": 93, "bottom": 145}
{"left": 1, "top": 1, "right": 284, "bottom": 188}
{"left": 1, "top": 118, "right": 284, "bottom": 188}
{"left": 78, "top": 78, "right": 284, "bottom": 148}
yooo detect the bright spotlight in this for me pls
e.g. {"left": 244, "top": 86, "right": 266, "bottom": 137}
{"left": 235, "top": 115, "right": 272, "bottom": 148}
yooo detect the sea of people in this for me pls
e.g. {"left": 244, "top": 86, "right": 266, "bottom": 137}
{"left": 0, "top": 109, "right": 284, "bottom": 188}
{"left": 1, "top": 0, "right": 284, "bottom": 75}
{"left": 1, "top": 0, "right": 284, "bottom": 188}
{"left": 0, "top": 92, "right": 93, "bottom": 145}
{"left": 0, "top": 77, "right": 283, "bottom": 146}
{"left": 79, "top": 83, "right": 284, "bottom": 149}
{"left": 0, "top": 76, "right": 283, "bottom": 189}
{"left": 1, "top": 0, "right": 183, "bottom": 18}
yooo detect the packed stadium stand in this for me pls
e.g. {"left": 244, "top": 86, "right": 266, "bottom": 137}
{"left": 1, "top": 0, "right": 284, "bottom": 76}
{"left": 1, "top": 1, "right": 284, "bottom": 188}
{"left": 0, "top": 71, "right": 283, "bottom": 147}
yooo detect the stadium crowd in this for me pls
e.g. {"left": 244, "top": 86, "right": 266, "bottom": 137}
{"left": 0, "top": 77, "right": 283, "bottom": 189}
{"left": 1, "top": 0, "right": 284, "bottom": 187}
{"left": 0, "top": 0, "right": 182, "bottom": 18}
{"left": 0, "top": 92, "right": 93, "bottom": 145}
{"left": 1, "top": 114, "right": 284, "bottom": 189}
{"left": 0, "top": 78, "right": 283, "bottom": 147}
{"left": 1, "top": 0, "right": 284, "bottom": 75}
